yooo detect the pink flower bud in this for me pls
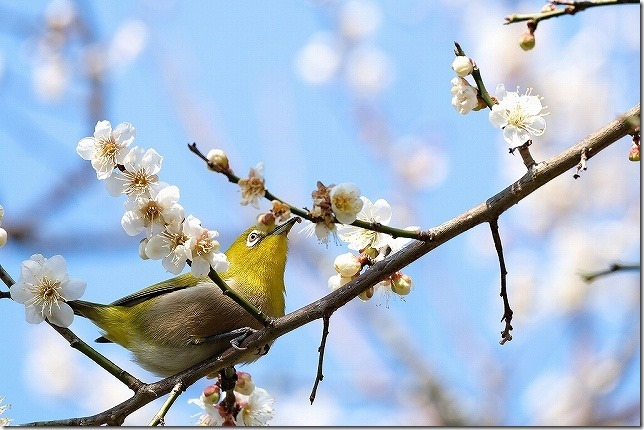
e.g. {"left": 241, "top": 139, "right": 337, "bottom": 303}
{"left": 628, "top": 143, "right": 640, "bottom": 162}
{"left": 390, "top": 272, "right": 412, "bottom": 296}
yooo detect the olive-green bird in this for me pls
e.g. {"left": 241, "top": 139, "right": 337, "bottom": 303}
{"left": 68, "top": 217, "right": 298, "bottom": 377}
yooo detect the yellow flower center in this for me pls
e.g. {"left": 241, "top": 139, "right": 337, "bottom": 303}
{"left": 98, "top": 136, "right": 119, "bottom": 163}
{"left": 193, "top": 231, "right": 214, "bottom": 257}
{"left": 27, "top": 277, "right": 63, "bottom": 316}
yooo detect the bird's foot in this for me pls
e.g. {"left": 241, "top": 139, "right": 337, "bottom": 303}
{"left": 190, "top": 327, "right": 257, "bottom": 348}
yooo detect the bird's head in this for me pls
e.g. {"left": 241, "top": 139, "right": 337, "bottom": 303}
{"left": 222, "top": 217, "right": 300, "bottom": 293}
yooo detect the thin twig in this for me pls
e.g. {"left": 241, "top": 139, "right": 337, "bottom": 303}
{"left": 509, "top": 141, "right": 538, "bottom": 170}
{"left": 148, "top": 382, "right": 184, "bottom": 426}
{"left": 310, "top": 312, "right": 332, "bottom": 404}
{"left": 489, "top": 218, "right": 513, "bottom": 345}
{"left": 454, "top": 42, "right": 495, "bottom": 109}
{"left": 504, "top": 0, "right": 639, "bottom": 25}
{"left": 188, "top": 142, "right": 430, "bottom": 242}
{"left": 579, "top": 262, "right": 640, "bottom": 283}
{"left": 220, "top": 367, "right": 238, "bottom": 416}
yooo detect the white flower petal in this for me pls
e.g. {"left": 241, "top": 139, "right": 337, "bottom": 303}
{"left": 141, "top": 148, "right": 163, "bottom": 174}
{"left": 208, "top": 252, "right": 230, "bottom": 272}
{"left": 191, "top": 257, "right": 210, "bottom": 277}
{"left": 370, "top": 199, "right": 392, "bottom": 225}
{"left": 61, "top": 278, "right": 86, "bottom": 301}
{"left": 10, "top": 282, "right": 32, "bottom": 304}
{"left": 76, "top": 137, "right": 97, "bottom": 160}
{"left": 155, "top": 185, "right": 180, "bottom": 206}
{"left": 91, "top": 157, "right": 116, "bottom": 180}
{"left": 47, "top": 255, "right": 68, "bottom": 279}
{"left": 112, "top": 122, "right": 136, "bottom": 147}
{"left": 162, "top": 255, "right": 185, "bottom": 274}
{"left": 121, "top": 210, "right": 144, "bottom": 236}
{"left": 488, "top": 106, "right": 508, "bottom": 129}
{"left": 20, "top": 259, "right": 42, "bottom": 285}
{"left": 48, "top": 302, "right": 74, "bottom": 327}
{"left": 104, "top": 174, "right": 126, "bottom": 196}
{"left": 94, "top": 120, "right": 112, "bottom": 136}
{"left": 25, "top": 305, "right": 46, "bottom": 325}
{"left": 145, "top": 234, "right": 170, "bottom": 260}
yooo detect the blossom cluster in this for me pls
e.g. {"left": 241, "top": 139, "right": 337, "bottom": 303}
{"left": 76, "top": 120, "right": 229, "bottom": 277}
{"left": 302, "top": 181, "right": 364, "bottom": 244}
{"left": 450, "top": 55, "right": 548, "bottom": 148}
{"left": 189, "top": 372, "right": 274, "bottom": 426}
{"left": 328, "top": 197, "right": 416, "bottom": 302}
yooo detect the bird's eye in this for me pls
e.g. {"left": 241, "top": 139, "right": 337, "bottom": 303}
{"left": 246, "top": 230, "right": 263, "bottom": 247}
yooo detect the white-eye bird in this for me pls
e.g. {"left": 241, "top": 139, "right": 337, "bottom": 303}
{"left": 69, "top": 217, "right": 298, "bottom": 377}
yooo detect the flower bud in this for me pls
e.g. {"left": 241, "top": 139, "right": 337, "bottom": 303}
{"left": 518, "top": 31, "right": 536, "bottom": 51}
{"left": 328, "top": 273, "right": 352, "bottom": 291}
{"left": 0, "top": 204, "right": 4, "bottom": 225}
{"left": 256, "top": 212, "right": 276, "bottom": 232}
{"left": 202, "top": 384, "right": 221, "bottom": 405}
{"left": 235, "top": 372, "right": 255, "bottom": 396}
{"left": 138, "top": 238, "right": 149, "bottom": 260}
{"left": 628, "top": 143, "right": 640, "bottom": 161}
{"left": 0, "top": 228, "right": 7, "bottom": 248}
{"left": 207, "top": 149, "right": 229, "bottom": 172}
{"left": 358, "top": 286, "right": 374, "bottom": 301}
{"left": 390, "top": 272, "right": 412, "bottom": 296}
{"left": 362, "top": 245, "right": 378, "bottom": 260}
{"left": 451, "top": 55, "right": 473, "bottom": 77}
{"left": 333, "top": 252, "right": 362, "bottom": 277}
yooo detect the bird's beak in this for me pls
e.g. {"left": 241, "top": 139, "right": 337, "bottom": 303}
{"left": 269, "top": 216, "right": 301, "bottom": 236}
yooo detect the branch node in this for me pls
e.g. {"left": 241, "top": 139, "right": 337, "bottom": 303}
{"left": 573, "top": 147, "right": 589, "bottom": 179}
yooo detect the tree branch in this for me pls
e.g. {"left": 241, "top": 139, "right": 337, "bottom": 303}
{"left": 504, "top": 0, "right": 639, "bottom": 25}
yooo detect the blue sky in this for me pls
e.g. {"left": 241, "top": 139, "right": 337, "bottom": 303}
{"left": 0, "top": 0, "right": 640, "bottom": 425}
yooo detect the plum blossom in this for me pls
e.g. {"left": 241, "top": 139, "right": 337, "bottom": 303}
{"left": 235, "top": 388, "right": 274, "bottom": 426}
{"left": 238, "top": 162, "right": 266, "bottom": 208}
{"left": 451, "top": 77, "right": 478, "bottom": 115}
{"left": 145, "top": 216, "right": 196, "bottom": 274}
{"left": 184, "top": 216, "right": 230, "bottom": 277}
{"left": 104, "top": 147, "right": 164, "bottom": 197}
{"left": 10, "top": 254, "right": 86, "bottom": 328}
{"left": 489, "top": 84, "right": 547, "bottom": 147}
{"left": 121, "top": 185, "right": 184, "bottom": 236}
{"left": 329, "top": 182, "right": 363, "bottom": 224}
{"left": 76, "top": 120, "right": 136, "bottom": 179}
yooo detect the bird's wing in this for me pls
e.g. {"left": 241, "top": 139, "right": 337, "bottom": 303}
{"left": 109, "top": 273, "right": 204, "bottom": 307}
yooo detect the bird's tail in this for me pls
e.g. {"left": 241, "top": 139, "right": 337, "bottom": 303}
{"left": 67, "top": 299, "right": 104, "bottom": 318}
{"left": 67, "top": 300, "right": 116, "bottom": 344}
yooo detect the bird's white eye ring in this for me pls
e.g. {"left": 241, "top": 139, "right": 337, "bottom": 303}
{"left": 246, "top": 230, "right": 263, "bottom": 247}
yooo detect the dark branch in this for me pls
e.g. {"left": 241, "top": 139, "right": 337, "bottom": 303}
{"left": 310, "top": 312, "right": 332, "bottom": 404}
{"left": 489, "top": 218, "right": 512, "bottom": 345}
{"left": 579, "top": 262, "right": 640, "bottom": 283}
